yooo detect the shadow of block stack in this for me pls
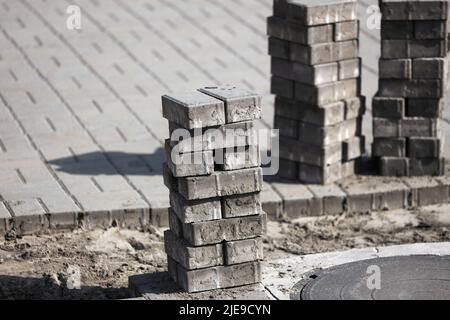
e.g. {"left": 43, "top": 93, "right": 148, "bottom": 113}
{"left": 161, "top": 86, "right": 266, "bottom": 293}
{"left": 373, "top": 0, "right": 449, "bottom": 176}
{"left": 268, "top": 0, "right": 366, "bottom": 184}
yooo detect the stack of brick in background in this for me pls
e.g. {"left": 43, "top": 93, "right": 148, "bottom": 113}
{"left": 373, "top": 0, "right": 449, "bottom": 176}
{"left": 268, "top": 0, "right": 366, "bottom": 184}
{"left": 161, "top": 86, "right": 266, "bottom": 293}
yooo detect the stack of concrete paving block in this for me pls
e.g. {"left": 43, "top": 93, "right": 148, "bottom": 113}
{"left": 161, "top": 86, "right": 266, "bottom": 293}
{"left": 373, "top": 0, "right": 449, "bottom": 176}
{"left": 268, "top": 0, "right": 366, "bottom": 184}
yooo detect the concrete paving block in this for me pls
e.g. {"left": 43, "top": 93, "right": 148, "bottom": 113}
{"left": 267, "top": 16, "right": 334, "bottom": 44}
{"left": 373, "top": 137, "right": 407, "bottom": 157}
{"left": 408, "top": 39, "right": 447, "bottom": 58}
{"left": 182, "top": 213, "right": 267, "bottom": 246}
{"left": 174, "top": 259, "right": 261, "bottom": 293}
{"left": 412, "top": 58, "right": 446, "bottom": 79}
{"left": 379, "top": 157, "right": 410, "bottom": 177}
{"left": 111, "top": 208, "right": 148, "bottom": 229}
{"left": 271, "top": 57, "right": 339, "bottom": 85}
{"left": 221, "top": 192, "right": 262, "bottom": 218}
{"left": 161, "top": 91, "right": 225, "bottom": 129}
{"left": 164, "top": 230, "right": 224, "bottom": 270}
{"left": 295, "top": 78, "right": 360, "bottom": 106}
{"left": 373, "top": 118, "right": 400, "bottom": 137}
{"left": 275, "top": 97, "right": 345, "bottom": 126}
{"left": 298, "top": 118, "right": 362, "bottom": 147}
{"left": 165, "top": 139, "right": 214, "bottom": 177}
{"left": 290, "top": 40, "right": 358, "bottom": 65}
{"left": 220, "top": 145, "right": 260, "bottom": 171}
{"left": 225, "top": 237, "right": 264, "bottom": 265}
{"left": 415, "top": 20, "right": 447, "bottom": 40}
{"left": 48, "top": 211, "right": 78, "bottom": 231}
{"left": 381, "top": 21, "right": 413, "bottom": 40}
{"left": 170, "top": 192, "right": 221, "bottom": 223}
{"left": 274, "top": 115, "right": 298, "bottom": 139}
{"left": 261, "top": 181, "right": 283, "bottom": 220}
{"left": 340, "top": 177, "right": 409, "bottom": 212}
{"left": 279, "top": 136, "right": 342, "bottom": 166}
{"left": 344, "top": 96, "right": 366, "bottom": 120}
{"left": 299, "top": 160, "right": 355, "bottom": 185}
{"left": 287, "top": 0, "right": 357, "bottom": 26}
{"left": 150, "top": 208, "right": 169, "bottom": 228}
{"left": 0, "top": 202, "right": 11, "bottom": 234}
{"left": 381, "top": 40, "right": 408, "bottom": 59}
{"left": 378, "top": 79, "right": 443, "bottom": 98}
{"left": 338, "top": 58, "right": 361, "bottom": 80}
{"left": 379, "top": 59, "right": 412, "bottom": 79}
{"left": 343, "top": 136, "right": 365, "bottom": 161}
{"left": 169, "top": 121, "right": 257, "bottom": 153}
{"left": 307, "top": 184, "right": 346, "bottom": 215}
{"left": 6, "top": 199, "right": 47, "bottom": 235}
{"left": 271, "top": 181, "right": 321, "bottom": 218}
{"left": 381, "top": 0, "right": 448, "bottom": 20}
{"left": 198, "top": 86, "right": 262, "bottom": 124}
{"left": 372, "top": 97, "right": 405, "bottom": 119}
{"left": 410, "top": 158, "right": 445, "bottom": 176}
{"left": 335, "top": 20, "right": 359, "bottom": 42}
{"left": 406, "top": 98, "right": 443, "bottom": 118}
{"left": 268, "top": 37, "right": 290, "bottom": 59}
{"left": 408, "top": 137, "right": 442, "bottom": 158}
{"left": 404, "top": 177, "right": 449, "bottom": 207}
{"left": 271, "top": 76, "right": 295, "bottom": 98}
{"left": 278, "top": 158, "right": 299, "bottom": 180}
{"left": 400, "top": 118, "right": 439, "bottom": 137}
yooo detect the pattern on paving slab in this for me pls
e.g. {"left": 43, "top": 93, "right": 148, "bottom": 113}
{"left": 0, "top": 0, "right": 448, "bottom": 234}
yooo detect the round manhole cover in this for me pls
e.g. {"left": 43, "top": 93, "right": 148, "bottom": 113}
{"left": 291, "top": 255, "right": 450, "bottom": 300}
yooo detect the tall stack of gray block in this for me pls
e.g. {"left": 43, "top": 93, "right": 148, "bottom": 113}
{"left": 373, "top": 0, "right": 448, "bottom": 176}
{"left": 268, "top": 0, "right": 366, "bottom": 184}
{"left": 161, "top": 86, "right": 266, "bottom": 293}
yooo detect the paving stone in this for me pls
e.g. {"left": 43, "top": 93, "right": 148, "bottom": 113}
{"left": 378, "top": 79, "right": 443, "bottom": 98}
{"left": 6, "top": 199, "right": 47, "bottom": 235}
{"left": 344, "top": 96, "right": 366, "bottom": 120}
{"left": 198, "top": 86, "right": 262, "bottom": 124}
{"left": 279, "top": 136, "right": 342, "bottom": 166}
{"left": 225, "top": 237, "right": 264, "bottom": 265}
{"left": 165, "top": 139, "right": 214, "bottom": 177}
{"left": 182, "top": 213, "right": 267, "bottom": 246}
{"left": 170, "top": 192, "right": 221, "bottom": 223}
{"left": 168, "top": 121, "right": 257, "bottom": 153}
{"left": 267, "top": 16, "right": 334, "bottom": 44}
{"left": 297, "top": 118, "right": 362, "bottom": 147}
{"left": 373, "top": 137, "right": 407, "bottom": 157}
{"left": 408, "top": 137, "right": 442, "bottom": 158}
{"left": 295, "top": 78, "right": 360, "bottom": 106}
{"left": 412, "top": 58, "right": 447, "bottom": 79}
{"left": 172, "top": 258, "right": 261, "bottom": 293}
{"left": 299, "top": 160, "right": 356, "bottom": 185}
{"left": 164, "top": 230, "right": 224, "bottom": 270}
{"left": 372, "top": 97, "right": 405, "bottom": 118}
{"left": 271, "top": 76, "right": 295, "bottom": 98}
{"left": 379, "top": 157, "right": 410, "bottom": 176}
{"left": 111, "top": 208, "right": 148, "bottom": 229}
{"left": 379, "top": 59, "right": 412, "bottom": 79}
{"left": 161, "top": 91, "right": 226, "bottom": 129}
{"left": 275, "top": 97, "right": 345, "bottom": 126}
{"left": 410, "top": 158, "right": 445, "bottom": 176}
{"left": 287, "top": 0, "right": 357, "bottom": 26}
{"left": 290, "top": 40, "right": 358, "bottom": 65}
{"left": 271, "top": 181, "right": 321, "bottom": 218}
{"left": 406, "top": 98, "right": 443, "bottom": 118}
{"left": 177, "top": 167, "right": 262, "bottom": 200}
{"left": 415, "top": 20, "right": 447, "bottom": 40}
{"left": 335, "top": 20, "right": 359, "bottom": 42}
{"left": 339, "top": 177, "right": 409, "bottom": 212}
{"left": 268, "top": 37, "right": 290, "bottom": 59}
{"left": 0, "top": 202, "right": 11, "bottom": 234}
{"left": 338, "top": 58, "right": 361, "bottom": 80}
{"left": 380, "top": 0, "right": 448, "bottom": 20}
{"left": 381, "top": 20, "right": 413, "bottom": 40}
{"left": 403, "top": 177, "right": 449, "bottom": 207}
{"left": 275, "top": 115, "right": 298, "bottom": 139}
{"left": 307, "top": 184, "right": 346, "bottom": 215}
{"left": 220, "top": 145, "right": 260, "bottom": 171}
{"left": 271, "top": 57, "right": 338, "bottom": 85}
{"left": 342, "top": 136, "right": 365, "bottom": 161}
{"left": 221, "top": 192, "right": 262, "bottom": 218}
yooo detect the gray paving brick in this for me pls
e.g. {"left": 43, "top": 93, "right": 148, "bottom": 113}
{"left": 380, "top": 0, "right": 448, "bottom": 20}
{"left": 165, "top": 140, "right": 214, "bottom": 177}
{"left": 412, "top": 58, "right": 447, "bottom": 79}
{"left": 6, "top": 199, "right": 47, "bottom": 235}
{"left": 379, "top": 157, "right": 410, "bottom": 176}
{"left": 408, "top": 137, "right": 442, "bottom": 158}
{"left": 410, "top": 158, "right": 445, "bottom": 176}
{"left": 0, "top": 202, "right": 11, "bottom": 234}
{"left": 404, "top": 177, "right": 449, "bottom": 207}
{"left": 224, "top": 237, "right": 264, "bottom": 265}
{"left": 182, "top": 213, "right": 267, "bottom": 246}
{"left": 260, "top": 181, "right": 283, "bottom": 220}
{"left": 372, "top": 96, "right": 405, "bottom": 118}
{"left": 307, "top": 184, "right": 346, "bottom": 215}
{"left": 287, "top": 0, "right": 357, "bottom": 26}
{"left": 290, "top": 40, "right": 358, "bottom": 65}
{"left": 378, "top": 79, "right": 443, "bottom": 98}
{"left": 221, "top": 192, "right": 262, "bottom": 218}
{"left": 343, "top": 136, "right": 365, "bottom": 161}
{"left": 162, "top": 91, "right": 226, "bottom": 129}
{"left": 170, "top": 192, "right": 221, "bottom": 223}
{"left": 271, "top": 76, "right": 295, "bottom": 98}
{"left": 381, "top": 21, "right": 414, "bottom": 40}
{"left": 338, "top": 58, "right": 361, "bottom": 80}
{"left": 379, "top": 59, "right": 412, "bottom": 79}
{"left": 299, "top": 160, "right": 356, "bottom": 185}
{"left": 406, "top": 98, "right": 443, "bottom": 118}
{"left": 271, "top": 182, "right": 321, "bottom": 218}
{"left": 295, "top": 78, "right": 360, "bottom": 106}
{"left": 373, "top": 137, "right": 407, "bottom": 157}
{"left": 220, "top": 145, "right": 260, "bottom": 171}
{"left": 335, "top": 20, "right": 359, "bottom": 42}
{"left": 198, "top": 86, "right": 262, "bottom": 124}
{"left": 415, "top": 20, "right": 447, "bottom": 40}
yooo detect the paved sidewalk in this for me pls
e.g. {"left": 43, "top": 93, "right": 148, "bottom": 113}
{"left": 0, "top": 0, "right": 449, "bottom": 235}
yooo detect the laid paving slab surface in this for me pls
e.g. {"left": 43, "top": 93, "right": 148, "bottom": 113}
{"left": 0, "top": 0, "right": 449, "bottom": 235}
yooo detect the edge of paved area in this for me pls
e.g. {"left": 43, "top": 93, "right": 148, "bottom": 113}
{"left": 2, "top": 165, "right": 450, "bottom": 236}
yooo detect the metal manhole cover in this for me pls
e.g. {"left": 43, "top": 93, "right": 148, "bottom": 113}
{"left": 291, "top": 255, "right": 450, "bottom": 300}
